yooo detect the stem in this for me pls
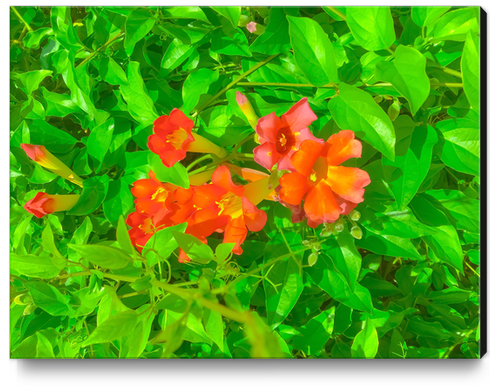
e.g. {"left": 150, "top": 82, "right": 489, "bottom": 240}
{"left": 443, "top": 328, "right": 475, "bottom": 358}
{"left": 238, "top": 82, "right": 321, "bottom": 88}
{"left": 186, "top": 154, "right": 213, "bottom": 171}
{"left": 465, "top": 261, "right": 480, "bottom": 278}
{"left": 194, "top": 53, "right": 281, "bottom": 116}
{"left": 441, "top": 67, "right": 463, "bottom": 79}
{"left": 11, "top": 7, "right": 33, "bottom": 32}
{"left": 151, "top": 279, "right": 249, "bottom": 324}
{"left": 76, "top": 31, "right": 124, "bottom": 69}
{"left": 432, "top": 82, "right": 464, "bottom": 88}
{"left": 326, "top": 6, "right": 346, "bottom": 21}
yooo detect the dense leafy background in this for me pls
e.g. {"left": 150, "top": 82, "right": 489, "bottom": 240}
{"left": 10, "top": 6, "right": 481, "bottom": 359}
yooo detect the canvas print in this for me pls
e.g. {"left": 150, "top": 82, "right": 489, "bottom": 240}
{"left": 10, "top": 6, "right": 482, "bottom": 359}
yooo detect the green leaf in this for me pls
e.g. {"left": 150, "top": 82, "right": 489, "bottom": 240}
{"left": 50, "top": 6, "right": 81, "bottom": 50}
{"left": 25, "top": 281, "right": 73, "bottom": 316}
{"left": 83, "top": 310, "right": 139, "bottom": 346}
{"left": 99, "top": 57, "right": 128, "bottom": 85}
{"left": 148, "top": 152, "right": 190, "bottom": 188}
{"left": 204, "top": 309, "right": 224, "bottom": 352}
{"left": 172, "top": 231, "right": 215, "bottom": 263}
{"left": 10, "top": 253, "right": 61, "bottom": 279}
{"left": 210, "top": 6, "right": 241, "bottom": 27}
{"left": 161, "top": 6, "right": 210, "bottom": 23}
{"left": 161, "top": 38, "right": 196, "bottom": 71}
{"left": 41, "top": 87, "right": 82, "bottom": 117}
{"left": 28, "top": 119, "right": 78, "bottom": 153}
{"left": 425, "top": 189, "right": 479, "bottom": 233}
{"left": 263, "top": 232, "right": 304, "bottom": 329}
{"left": 375, "top": 45, "right": 430, "bottom": 114}
{"left": 211, "top": 24, "right": 251, "bottom": 57}
{"left": 12, "top": 69, "right": 52, "bottom": 95}
{"left": 87, "top": 118, "right": 114, "bottom": 170}
{"left": 11, "top": 331, "right": 55, "bottom": 359}
{"left": 124, "top": 8, "right": 156, "bottom": 55}
{"left": 292, "top": 307, "right": 335, "bottom": 354}
{"left": 287, "top": 16, "right": 339, "bottom": 86}
{"left": 357, "top": 228, "right": 422, "bottom": 259}
{"left": 182, "top": 68, "right": 219, "bottom": 114}
{"left": 117, "top": 215, "right": 134, "bottom": 255}
{"left": 346, "top": 7, "right": 396, "bottom": 51}
{"left": 462, "top": 31, "right": 480, "bottom": 110}
{"left": 410, "top": 195, "right": 464, "bottom": 272}
{"left": 68, "top": 244, "right": 131, "bottom": 269}
{"left": 41, "top": 222, "right": 66, "bottom": 266}
{"left": 329, "top": 83, "right": 396, "bottom": 160}
{"left": 411, "top": 6, "right": 451, "bottom": 27}
{"left": 68, "top": 175, "right": 109, "bottom": 216}
{"left": 436, "top": 117, "right": 480, "bottom": 176}
{"left": 431, "top": 8, "right": 479, "bottom": 42}
{"left": 142, "top": 223, "right": 188, "bottom": 267}
{"left": 250, "top": 8, "right": 298, "bottom": 55}
{"left": 215, "top": 243, "right": 235, "bottom": 263}
{"left": 23, "top": 27, "right": 53, "bottom": 49}
{"left": 102, "top": 177, "right": 134, "bottom": 224}
{"left": 351, "top": 318, "right": 379, "bottom": 358}
{"left": 382, "top": 117, "right": 438, "bottom": 209}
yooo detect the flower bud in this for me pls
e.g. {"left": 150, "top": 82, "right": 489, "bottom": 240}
{"left": 21, "top": 144, "right": 84, "bottom": 187}
{"left": 349, "top": 210, "right": 361, "bottom": 222}
{"left": 14, "top": 294, "right": 32, "bottom": 305}
{"left": 24, "top": 192, "right": 80, "bottom": 219}
{"left": 320, "top": 223, "right": 334, "bottom": 237}
{"left": 236, "top": 91, "right": 259, "bottom": 129}
{"left": 350, "top": 225, "right": 363, "bottom": 240}
{"left": 334, "top": 218, "right": 344, "bottom": 233}
{"left": 302, "top": 240, "right": 311, "bottom": 246}
{"left": 238, "top": 14, "right": 252, "bottom": 27}
{"left": 23, "top": 304, "right": 36, "bottom": 316}
{"left": 308, "top": 253, "right": 318, "bottom": 267}
{"left": 313, "top": 243, "right": 321, "bottom": 252}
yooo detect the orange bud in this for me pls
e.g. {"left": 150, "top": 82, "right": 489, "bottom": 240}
{"left": 21, "top": 144, "right": 83, "bottom": 187}
{"left": 24, "top": 192, "right": 80, "bottom": 218}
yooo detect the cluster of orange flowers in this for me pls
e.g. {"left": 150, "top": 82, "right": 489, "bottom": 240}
{"left": 22, "top": 92, "right": 370, "bottom": 262}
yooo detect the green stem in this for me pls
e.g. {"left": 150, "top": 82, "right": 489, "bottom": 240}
{"left": 76, "top": 31, "right": 124, "bottom": 68}
{"left": 441, "top": 67, "right": 463, "bottom": 79}
{"left": 11, "top": 7, "right": 33, "bottom": 32}
{"left": 327, "top": 6, "right": 346, "bottom": 21}
{"left": 186, "top": 154, "right": 213, "bottom": 171}
{"left": 194, "top": 53, "right": 281, "bottom": 116}
{"left": 238, "top": 82, "right": 323, "bottom": 88}
{"left": 151, "top": 279, "right": 249, "bottom": 324}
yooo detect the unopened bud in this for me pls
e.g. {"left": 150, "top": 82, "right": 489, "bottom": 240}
{"left": 334, "top": 218, "right": 344, "bottom": 233}
{"left": 320, "top": 223, "right": 334, "bottom": 237}
{"left": 308, "top": 253, "right": 318, "bottom": 267}
{"left": 374, "top": 95, "right": 383, "bottom": 104}
{"left": 388, "top": 100, "right": 400, "bottom": 121}
{"left": 23, "top": 304, "right": 36, "bottom": 316}
{"left": 350, "top": 225, "right": 363, "bottom": 240}
{"left": 14, "top": 294, "right": 32, "bottom": 305}
{"left": 302, "top": 240, "right": 312, "bottom": 246}
{"left": 313, "top": 243, "right": 321, "bottom": 252}
{"left": 236, "top": 91, "right": 259, "bottom": 129}
{"left": 349, "top": 210, "right": 361, "bottom": 222}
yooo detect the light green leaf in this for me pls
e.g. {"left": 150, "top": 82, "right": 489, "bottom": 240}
{"left": 68, "top": 244, "right": 131, "bottom": 270}
{"left": 10, "top": 253, "right": 61, "bottom": 279}
{"left": 142, "top": 223, "right": 188, "bottom": 267}
{"left": 287, "top": 16, "right": 339, "bottom": 86}
{"left": 375, "top": 45, "right": 430, "bottom": 114}
{"left": 148, "top": 152, "right": 190, "bottom": 188}
{"left": 437, "top": 117, "right": 480, "bottom": 176}
{"left": 68, "top": 175, "right": 109, "bottom": 216}
{"left": 210, "top": 6, "right": 241, "bottom": 27}
{"left": 83, "top": 310, "right": 139, "bottom": 346}
{"left": 346, "top": 7, "right": 396, "bottom": 51}
{"left": 124, "top": 8, "right": 156, "bottom": 55}
{"left": 411, "top": 6, "right": 451, "bottom": 27}
{"left": 329, "top": 83, "right": 396, "bottom": 160}
{"left": 462, "top": 31, "right": 480, "bottom": 110}
{"left": 431, "top": 7, "right": 479, "bottom": 42}
{"left": 172, "top": 231, "right": 215, "bottom": 264}
{"left": 351, "top": 318, "right": 379, "bottom": 358}
{"left": 117, "top": 215, "right": 134, "bottom": 255}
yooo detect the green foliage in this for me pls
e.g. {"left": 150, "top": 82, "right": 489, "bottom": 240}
{"left": 10, "top": 5, "right": 480, "bottom": 359}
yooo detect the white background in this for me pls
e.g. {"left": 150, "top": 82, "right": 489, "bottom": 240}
{"left": 3, "top": 0, "right": 489, "bottom": 385}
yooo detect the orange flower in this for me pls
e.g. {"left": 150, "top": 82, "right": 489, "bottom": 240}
{"left": 278, "top": 130, "right": 370, "bottom": 227}
{"left": 21, "top": 144, "right": 83, "bottom": 187}
{"left": 148, "top": 108, "right": 227, "bottom": 168}
{"left": 253, "top": 98, "right": 322, "bottom": 171}
{"left": 24, "top": 193, "right": 80, "bottom": 218}
{"left": 192, "top": 165, "right": 271, "bottom": 254}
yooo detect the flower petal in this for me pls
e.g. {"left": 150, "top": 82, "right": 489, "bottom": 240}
{"left": 242, "top": 197, "right": 267, "bottom": 232}
{"left": 279, "top": 172, "right": 310, "bottom": 206}
{"left": 131, "top": 178, "right": 160, "bottom": 198}
{"left": 333, "top": 192, "right": 358, "bottom": 215}
{"left": 326, "top": 130, "right": 362, "bottom": 166}
{"left": 211, "top": 166, "right": 244, "bottom": 196}
{"left": 327, "top": 166, "right": 371, "bottom": 204}
{"left": 223, "top": 217, "right": 248, "bottom": 255}
{"left": 280, "top": 98, "right": 318, "bottom": 133}
{"left": 255, "top": 112, "right": 282, "bottom": 143}
{"left": 304, "top": 179, "right": 341, "bottom": 224}
{"left": 290, "top": 139, "right": 324, "bottom": 177}
{"left": 168, "top": 108, "right": 194, "bottom": 131}
{"left": 253, "top": 142, "right": 280, "bottom": 170}
{"left": 193, "top": 184, "right": 226, "bottom": 209}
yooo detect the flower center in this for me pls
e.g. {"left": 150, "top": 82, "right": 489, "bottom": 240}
{"left": 311, "top": 157, "right": 329, "bottom": 183}
{"left": 217, "top": 192, "right": 243, "bottom": 218}
{"left": 275, "top": 127, "right": 295, "bottom": 154}
{"left": 138, "top": 218, "right": 153, "bottom": 233}
{"left": 166, "top": 128, "right": 188, "bottom": 150}
{"left": 151, "top": 187, "right": 169, "bottom": 203}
